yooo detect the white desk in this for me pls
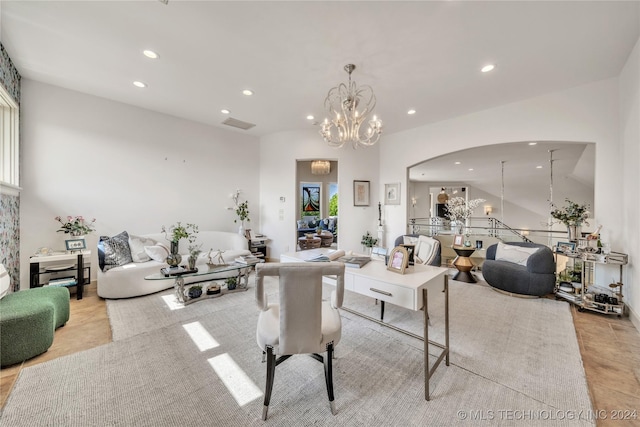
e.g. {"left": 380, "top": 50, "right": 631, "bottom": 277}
{"left": 280, "top": 250, "right": 450, "bottom": 400}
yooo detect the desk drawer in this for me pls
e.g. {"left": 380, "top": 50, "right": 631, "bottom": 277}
{"left": 352, "top": 276, "right": 415, "bottom": 310}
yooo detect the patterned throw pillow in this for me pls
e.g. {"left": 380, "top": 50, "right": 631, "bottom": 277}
{"left": 98, "top": 231, "right": 133, "bottom": 272}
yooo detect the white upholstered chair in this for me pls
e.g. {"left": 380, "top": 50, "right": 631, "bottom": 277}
{"left": 254, "top": 262, "right": 345, "bottom": 420}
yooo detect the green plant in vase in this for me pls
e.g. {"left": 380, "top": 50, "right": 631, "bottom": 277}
{"left": 225, "top": 277, "right": 238, "bottom": 290}
{"left": 188, "top": 244, "right": 202, "bottom": 270}
{"left": 188, "top": 285, "right": 203, "bottom": 299}
{"left": 161, "top": 222, "right": 199, "bottom": 267}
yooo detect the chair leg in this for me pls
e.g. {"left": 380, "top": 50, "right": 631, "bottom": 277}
{"left": 323, "top": 342, "right": 336, "bottom": 415}
{"left": 262, "top": 346, "right": 276, "bottom": 420}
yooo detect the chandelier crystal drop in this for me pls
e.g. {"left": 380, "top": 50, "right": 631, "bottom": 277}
{"left": 320, "top": 64, "right": 382, "bottom": 149}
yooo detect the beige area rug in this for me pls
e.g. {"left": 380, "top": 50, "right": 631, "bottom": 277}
{"left": 0, "top": 275, "right": 595, "bottom": 426}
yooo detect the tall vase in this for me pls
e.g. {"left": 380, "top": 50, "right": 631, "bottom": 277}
{"left": 166, "top": 241, "right": 182, "bottom": 268}
{"left": 238, "top": 223, "right": 245, "bottom": 237}
{"left": 568, "top": 225, "right": 581, "bottom": 242}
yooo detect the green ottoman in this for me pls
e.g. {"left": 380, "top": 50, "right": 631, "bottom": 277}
{"left": 0, "top": 287, "right": 70, "bottom": 367}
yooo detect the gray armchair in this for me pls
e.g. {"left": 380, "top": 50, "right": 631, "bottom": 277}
{"left": 482, "top": 242, "right": 556, "bottom": 296}
{"left": 255, "top": 262, "right": 345, "bottom": 420}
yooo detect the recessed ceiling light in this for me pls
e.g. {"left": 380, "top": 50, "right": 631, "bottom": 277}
{"left": 468, "top": 168, "right": 474, "bottom": 171}
{"left": 242, "top": 89, "right": 254, "bottom": 96}
{"left": 536, "top": 165, "right": 543, "bottom": 169}
{"left": 143, "top": 50, "right": 159, "bottom": 59}
{"left": 306, "top": 115, "right": 314, "bottom": 120}
{"left": 407, "top": 109, "right": 416, "bottom": 115}
{"left": 481, "top": 64, "right": 495, "bottom": 73}
{"left": 221, "top": 109, "right": 230, "bottom": 115}
{"left": 133, "top": 81, "right": 147, "bottom": 88}
{"left": 454, "top": 161, "right": 461, "bottom": 165}
{"left": 528, "top": 142, "right": 538, "bottom": 146}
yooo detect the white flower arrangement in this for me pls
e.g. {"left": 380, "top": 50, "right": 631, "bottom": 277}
{"left": 444, "top": 197, "right": 486, "bottom": 222}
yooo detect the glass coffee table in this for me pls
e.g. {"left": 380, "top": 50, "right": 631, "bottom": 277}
{"left": 144, "top": 261, "right": 262, "bottom": 305}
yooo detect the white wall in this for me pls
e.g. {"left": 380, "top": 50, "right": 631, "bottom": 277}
{"left": 619, "top": 36, "right": 640, "bottom": 329}
{"left": 19, "top": 80, "right": 260, "bottom": 287}
{"left": 378, "top": 76, "right": 639, "bottom": 321}
{"left": 381, "top": 78, "right": 619, "bottom": 240}
{"left": 259, "top": 129, "right": 380, "bottom": 259}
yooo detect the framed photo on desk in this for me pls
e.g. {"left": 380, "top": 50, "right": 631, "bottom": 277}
{"left": 65, "top": 238, "right": 86, "bottom": 251}
{"left": 387, "top": 246, "right": 409, "bottom": 274}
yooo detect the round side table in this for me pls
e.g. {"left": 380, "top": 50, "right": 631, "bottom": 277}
{"left": 452, "top": 247, "right": 477, "bottom": 283}
{"left": 298, "top": 236, "right": 321, "bottom": 250}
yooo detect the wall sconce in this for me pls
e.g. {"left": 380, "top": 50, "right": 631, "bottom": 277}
{"left": 411, "top": 197, "right": 417, "bottom": 207}
{"left": 484, "top": 205, "right": 493, "bottom": 216}
{"left": 311, "top": 160, "right": 331, "bottom": 175}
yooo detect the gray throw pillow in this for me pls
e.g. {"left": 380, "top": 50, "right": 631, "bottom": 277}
{"left": 98, "top": 231, "right": 133, "bottom": 272}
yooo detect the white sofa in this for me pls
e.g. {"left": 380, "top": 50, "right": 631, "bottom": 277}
{"left": 97, "top": 231, "right": 251, "bottom": 299}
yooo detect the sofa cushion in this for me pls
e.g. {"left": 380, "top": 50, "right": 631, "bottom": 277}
{"left": 98, "top": 231, "right": 133, "bottom": 272}
{"left": 495, "top": 242, "right": 539, "bottom": 266}
{"left": 129, "top": 234, "right": 157, "bottom": 263}
{"left": 144, "top": 243, "right": 170, "bottom": 262}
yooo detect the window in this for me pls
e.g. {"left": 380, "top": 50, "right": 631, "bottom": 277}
{"left": 0, "top": 84, "right": 19, "bottom": 194}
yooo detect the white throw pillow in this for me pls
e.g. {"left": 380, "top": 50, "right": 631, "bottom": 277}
{"left": 494, "top": 242, "right": 539, "bottom": 266}
{"left": 144, "top": 243, "right": 170, "bottom": 263}
{"left": 402, "top": 235, "right": 419, "bottom": 245}
{"left": 415, "top": 235, "right": 439, "bottom": 265}
{"left": 129, "top": 235, "right": 157, "bottom": 263}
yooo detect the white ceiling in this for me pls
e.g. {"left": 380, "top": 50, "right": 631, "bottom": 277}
{"left": 409, "top": 141, "right": 595, "bottom": 219}
{"left": 2, "top": 1, "right": 639, "bottom": 138}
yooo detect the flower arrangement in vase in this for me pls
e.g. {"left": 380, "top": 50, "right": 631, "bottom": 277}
{"left": 361, "top": 231, "right": 378, "bottom": 254}
{"left": 550, "top": 198, "right": 590, "bottom": 240}
{"left": 444, "top": 197, "right": 485, "bottom": 233}
{"left": 55, "top": 215, "right": 96, "bottom": 236}
{"left": 231, "top": 189, "right": 250, "bottom": 235}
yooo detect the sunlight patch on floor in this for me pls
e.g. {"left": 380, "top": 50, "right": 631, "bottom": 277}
{"left": 208, "top": 353, "right": 263, "bottom": 406}
{"left": 183, "top": 321, "right": 220, "bottom": 351}
{"left": 161, "top": 294, "right": 185, "bottom": 310}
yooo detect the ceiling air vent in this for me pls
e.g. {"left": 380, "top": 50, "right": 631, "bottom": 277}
{"left": 222, "top": 117, "right": 256, "bottom": 130}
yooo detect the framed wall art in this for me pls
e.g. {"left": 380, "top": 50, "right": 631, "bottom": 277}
{"left": 353, "top": 180, "right": 370, "bottom": 206}
{"left": 301, "top": 183, "right": 321, "bottom": 217}
{"left": 384, "top": 183, "right": 401, "bottom": 205}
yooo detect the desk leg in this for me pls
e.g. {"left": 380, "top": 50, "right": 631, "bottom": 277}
{"left": 77, "top": 254, "right": 84, "bottom": 300}
{"left": 423, "top": 274, "right": 449, "bottom": 401}
{"left": 423, "top": 287, "right": 429, "bottom": 401}
{"left": 445, "top": 275, "right": 449, "bottom": 366}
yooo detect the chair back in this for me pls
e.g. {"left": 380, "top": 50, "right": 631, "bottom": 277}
{"left": 255, "top": 262, "right": 345, "bottom": 355}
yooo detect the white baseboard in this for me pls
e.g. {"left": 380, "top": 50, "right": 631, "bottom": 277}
{"left": 628, "top": 304, "right": 640, "bottom": 333}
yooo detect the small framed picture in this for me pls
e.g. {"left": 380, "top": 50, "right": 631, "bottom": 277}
{"left": 556, "top": 241, "right": 576, "bottom": 253}
{"left": 453, "top": 234, "right": 464, "bottom": 247}
{"left": 353, "top": 180, "right": 370, "bottom": 206}
{"left": 387, "top": 246, "right": 409, "bottom": 274}
{"left": 372, "top": 246, "right": 388, "bottom": 258}
{"left": 65, "top": 238, "right": 86, "bottom": 251}
{"left": 384, "top": 183, "right": 401, "bottom": 205}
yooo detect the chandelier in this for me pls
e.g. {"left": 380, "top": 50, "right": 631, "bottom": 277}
{"left": 319, "top": 64, "right": 382, "bottom": 149}
{"left": 311, "top": 160, "right": 331, "bottom": 175}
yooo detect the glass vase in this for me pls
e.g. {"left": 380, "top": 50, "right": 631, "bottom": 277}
{"left": 166, "top": 241, "right": 182, "bottom": 267}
